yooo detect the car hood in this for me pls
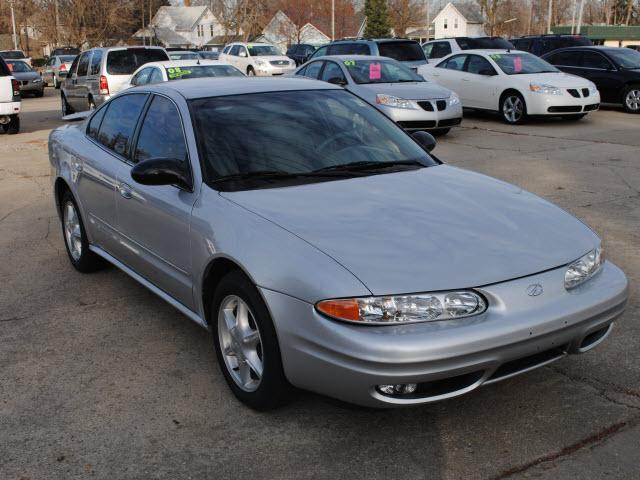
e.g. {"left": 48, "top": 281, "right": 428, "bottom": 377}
{"left": 354, "top": 82, "right": 452, "bottom": 100}
{"left": 12, "top": 71, "right": 39, "bottom": 81}
{"left": 259, "top": 55, "right": 293, "bottom": 64}
{"left": 221, "top": 165, "right": 599, "bottom": 295}
{"left": 518, "top": 72, "right": 592, "bottom": 87}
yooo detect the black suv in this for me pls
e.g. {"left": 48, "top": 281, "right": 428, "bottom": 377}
{"left": 511, "top": 34, "right": 592, "bottom": 57}
{"left": 543, "top": 46, "right": 640, "bottom": 113}
{"left": 308, "top": 38, "right": 427, "bottom": 69}
{"left": 286, "top": 44, "right": 318, "bottom": 66}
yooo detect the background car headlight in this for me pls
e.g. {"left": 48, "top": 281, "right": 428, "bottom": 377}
{"left": 316, "top": 291, "right": 486, "bottom": 324}
{"left": 565, "top": 246, "right": 604, "bottom": 290}
{"left": 254, "top": 59, "right": 265, "bottom": 66}
{"left": 449, "top": 92, "right": 460, "bottom": 106}
{"left": 376, "top": 94, "right": 416, "bottom": 109}
{"left": 529, "top": 83, "right": 561, "bottom": 95}
{"left": 588, "top": 84, "right": 598, "bottom": 96}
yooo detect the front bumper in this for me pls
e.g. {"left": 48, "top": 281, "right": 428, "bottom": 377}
{"left": 19, "top": 80, "right": 44, "bottom": 92}
{"left": 254, "top": 64, "right": 296, "bottom": 76}
{"left": 380, "top": 100, "right": 463, "bottom": 131}
{"left": 525, "top": 89, "right": 600, "bottom": 115}
{"left": 262, "top": 260, "right": 628, "bottom": 407}
{"left": 0, "top": 101, "right": 20, "bottom": 115}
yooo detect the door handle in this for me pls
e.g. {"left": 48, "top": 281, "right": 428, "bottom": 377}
{"left": 117, "top": 183, "right": 133, "bottom": 199}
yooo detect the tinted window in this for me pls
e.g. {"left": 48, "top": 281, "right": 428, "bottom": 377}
{"left": 310, "top": 45, "right": 328, "bottom": 59}
{"left": 303, "top": 61, "right": 323, "bottom": 79}
{"left": 607, "top": 48, "right": 640, "bottom": 69}
{"left": 329, "top": 43, "right": 370, "bottom": 55}
{"left": 132, "top": 67, "right": 152, "bottom": 85}
{"left": 439, "top": 54, "right": 466, "bottom": 70}
{"left": 191, "top": 90, "right": 437, "bottom": 190}
{"left": 248, "top": 45, "right": 281, "bottom": 56}
{"left": 97, "top": 94, "right": 147, "bottom": 157}
{"left": 546, "top": 50, "right": 580, "bottom": 66}
{"left": 513, "top": 39, "right": 532, "bottom": 51}
{"left": 344, "top": 59, "right": 423, "bottom": 84}
{"left": 106, "top": 49, "right": 169, "bottom": 75}
{"left": 377, "top": 41, "right": 426, "bottom": 62}
{"left": 321, "top": 61, "right": 345, "bottom": 82}
{"left": 0, "top": 57, "right": 11, "bottom": 76}
{"left": 490, "top": 52, "right": 558, "bottom": 75}
{"left": 456, "top": 37, "right": 514, "bottom": 50}
{"left": 77, "top": 52, "right": 91, "bottom": 76}
{"left": 222, "top": 45, "right": 231, "bottom": 54}
{"left": 68, "top": 55, "right": 80, "bottom": 76}
{"left": 88, "top": 104, "right": 107, "bottom": 139}
{"left": 581, "top": 51, "right": 612, "bottom": 69}
{"left": 134, "top": 96, "right": 187, "bottom": 164}
{"left": 422, "top": 43, "right": 433, "bottom": 58}
{"left": 466, "top": 55, "right": 496, "bottom": 75}
{"left": 149, "top": 68, "right": 164, "bottom": 83}
{"left": 430, "top": 42, "right": 452, "bottom": 58}
{"left": 90, "top": 50, "right": 102, "bottom": 75}
{"left": 165, "top": 64, "right": 244, "bottom": 80}
{"left": 229, "top": 45, "right": 240, "bottom": 56}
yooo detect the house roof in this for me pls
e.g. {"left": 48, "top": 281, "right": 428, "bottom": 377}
{"left": 154, "top": 6, "right": 209, "bottom": 31}
{"left": 152, "top": 27, "right": 191, "bottom": 46}
{"left": 435, "top": 2, "right": 485, "bottom": 24}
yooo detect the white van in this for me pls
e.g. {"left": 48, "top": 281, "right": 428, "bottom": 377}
{"left": 0, "top": 56, "right": 20, "bottom": 134}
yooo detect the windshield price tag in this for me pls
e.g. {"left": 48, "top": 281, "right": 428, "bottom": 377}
{"left": 369, "top": 63, "right": 381, "bottom": 80}
{"left": 167, "top": 67, "right": 192, "bottom": 79}
{"left": 343, "top": 60, "right": 356, "bottom": 66}
{"left": 513, "top": 56, "right": 523, "bottom": 73}
{"left": 489, "top": 54, "right": 501, "bottom": 60}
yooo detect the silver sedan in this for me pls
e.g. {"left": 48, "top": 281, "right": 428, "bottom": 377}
{"left": 294, "top": 55, "right": 463, "bottom": 134}
{"left": 48, "top": 77, "right": 628, "bottom": 409}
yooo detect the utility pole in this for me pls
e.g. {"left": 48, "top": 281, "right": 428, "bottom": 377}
{"left": 426, "top": 0, "right": 431, "bottom": 41}
{"left": 331, "top": 0, "right": 335, "bottom": 40}
{"left": 570, "top": 0, "right": 576, "bottom": 34}
{"left": 9, "top": 0, "right": 18, "bottom": 50}
{"left": 546, "top": 0, "right": 553, "bottom": 34}
{"left": 576, "top": 0, "right": 585, "bottom": 34}
{"left": 54, "top": 0, "right": 60, "bottom": 46}
{"left": 142, "top": 0, "right": 146, "bottom": 46}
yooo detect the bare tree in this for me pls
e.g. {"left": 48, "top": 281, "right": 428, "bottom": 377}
{"left": 388, "top": 0, "right": 425, "bottom": 37}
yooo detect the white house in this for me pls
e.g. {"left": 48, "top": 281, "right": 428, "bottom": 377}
{"left": 135, "top": 6, "right": 231, "bottom": 50}
{"left": 258, "top": 11, "right": 330, "bottom": 52}
{"left": 432, "top": 2, "right": 485, "bottom": 39}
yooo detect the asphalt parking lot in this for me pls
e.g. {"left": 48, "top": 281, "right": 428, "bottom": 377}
{"left": 1, "top": 87, "right": 639, "bottom": 480}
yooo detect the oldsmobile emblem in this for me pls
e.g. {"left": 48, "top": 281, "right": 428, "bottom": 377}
{"left": 526, "top": 284, "right": 544, "bottom": 297}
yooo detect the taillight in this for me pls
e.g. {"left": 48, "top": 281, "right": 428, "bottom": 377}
{"left": 11, "top": 79, "right": 20, "bottom": 97}
{"left": 60, "top": 63, "right": 67, "bottom": 72}
{"left": 99, "top": 75, "right": 109, "bottom": 95}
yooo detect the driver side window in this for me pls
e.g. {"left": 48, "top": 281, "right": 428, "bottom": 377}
{"left": 320, "top": 62, "right": 345, "bottom": 83}
{"left": 466, "top": 55, "right": 495, "bottom": 75}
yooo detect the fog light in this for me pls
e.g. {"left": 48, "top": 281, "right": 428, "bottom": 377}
{"left": 377, "top": 383, "right": 417, "bottom": 395}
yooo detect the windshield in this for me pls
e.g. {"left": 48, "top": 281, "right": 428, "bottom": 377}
{"left": 489, "top": 52, "right": 558, "bottom": 74}
{"left": 377, "top": 41, "right": 426, "bottom": 62}
{"left": 107, "top": 48, "right": 169, "bottom": 75}
{"left": 59, "top": 55, "right": 76, "bottom": 63}
{"left": 199, "top": 52, "right": 219, "bottom": 59}
{"left": 7, "top": 61, "right": 32, "bottom": 73}
{"left": 248, "top": 45, "right": 281, "bottom": 56}
{"left": 165, "top": 65, "right": 244, "bottom": 80}
{"left": 457, "top": 37, "right": 514, "bottom": 49}
{"left": 607, "top": 48, "right": 640, "bottom": 69}
{"left": 191, "top": 90, "right": 436, "bottom": 191}
{"left": 1, "top": 51, "right": 26, "bottom": 59}
{"left": 170, "top": 52, "right": 199, "bottom": 60}
{"left": 344, "top": 59, "right": 424, "bottom": 84}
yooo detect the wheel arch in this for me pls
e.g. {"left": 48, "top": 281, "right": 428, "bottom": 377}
{"left": 54, "top": 177, "right": 71, "bottom": 219}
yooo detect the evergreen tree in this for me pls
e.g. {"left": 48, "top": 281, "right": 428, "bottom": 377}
{"left": 364, "top": 0, "right": 391, "bottom": 38}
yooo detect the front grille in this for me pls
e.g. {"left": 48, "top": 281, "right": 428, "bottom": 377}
{"left": 567, "top": 89, "right": 580, "bottom": 98}
{"left": 438, "top": 118, "right": 462, "bottom": 127}
{"left": 418, "top": 101, "right": 434, "bottom": 111}
{"left": 582, "top": 88, "right": 590, "bottom": 97}
{"left": 488, "top": 346, "right": 567, "bottom": 382}
{"left": 436, "top": 100, "right": 447, "bottom": 111}
{"left": 548, "top": 106, "right": 582, "bottom": 113}
{"left": 270, "top": 60, "right": 289, "bottom": 66}
{"left": 397, "top": 120, "right": 436, "bottom": 130}
{"left": 584, "top": 103, "right": 599, "bottom": 111}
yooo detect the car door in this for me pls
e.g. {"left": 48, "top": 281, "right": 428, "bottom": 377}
{"left": 227, "top": 45, "right": 241, "bottom": 69}
{"left": 430, "top": 54, "right": 468, "bottom": 96}
{"left": 71, "top": 50, "right": 92, "bottom": 110}
{"left": 43, "top": 57, "right": 55, "bottom": 84}
{"left": 113, "top": 94, "right": 197, "bottom": 309}
{"left": 238, "top": 45, "right": 251, "bottom": 72}
{"left": 460, "top": 54, "right": 499, "bottom": 109}
{"left": 578, "top": 51, "right": 620, "bottom": 103}
{"left": 63, "top": 55, "right": 81, "bottom": 107}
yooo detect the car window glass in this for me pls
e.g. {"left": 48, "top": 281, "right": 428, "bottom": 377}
{"left": 97, "top": 94, "right": 147, "bottom": 157}
{"left": 295, "top": 65, "right": 307, "bottom": 76}
{"left": 0, "top": 57, "right": 10, "bottom": 76}
{"left": 88, "top": 104, "right": 108, "bottom": 139}
{"left": 68, "top": 55, "right": 80, "bottom": 76}
{"left": 149, "top": 67, "right": 164, "bottom": 83}
{"left": 430, "top": 42, "right": 452, "bottom": 58}
{"left": 442, "top": 54, "right": 467, "bottom": 70}
{"left": 304, "top": 61, "right": 323, "bottom": 79}
{"left": 466, "top": 55, "right": 495, "bottom": 74}
{"left": 106, "top": 49, "right": 169, "bottom": 75}
{"left": 90, "top": 50, "right": 102, "bottom": 75}
{"left": 134, "top": 96, "right": 187, "bottom": 164}
{"left": 310, "top": 45, "right": 328, "bottom": 59}
{"left": 422, "top": 43, "right": 433, "bottom": 57}
{"left": 377, "top": 41, "right": 426, "bottom": 62}
{"left": 581, "top": 51, "right": 612, "bottom": 69}
{"left": 133, "top": 68, "right": 152, "bottom": 85}
{"left": 229, "top": 45, "right": 240, "bottom": 56}
{"left": 547, "top": 50, "right": 580, "bottom": 66}
{"left": 77, "top": 52, "right": 91, "bottom": 77}
{"left": 329, "top": 43, "right": 370, "bottom": 55}
{"left": 321, "top": 61, "right": 346, "bottom": 82}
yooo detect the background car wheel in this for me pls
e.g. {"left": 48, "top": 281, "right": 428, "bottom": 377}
{"left": 61, "top": 94, "right": 73, "bottom": 116}
{"left": 88, "top": 97, "right": 96, "bottom": 111}
{"left": 53, "top": 77, "right": 59, "bottom": 89}
{"left": 622, "top": 85, "right": 640, "bottom": 113}
{"left": 211, "top": 270, "right": 290, "bottom": 410}
{"left": 501, "top": 92, "right": 527, "bottom": 125}
{"left": 6, "top": 115, "right": 19, "bottom": 134}
{"left": 60, "top": 191, "right": 105, "bottom": 273}
{"left": 431, "top": 128, "right": 451, "bottom": 136}
{"left": 247, "top": 67, "right": 255, "bottom": 76}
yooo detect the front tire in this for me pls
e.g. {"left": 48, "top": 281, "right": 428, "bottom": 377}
{"left": 211, "top": 271, "right": 290, "bottom": 410}
{"left": 61, "top": 93, "right": 73, "bottom": 116}
{"left": 6, "top": 115, "right": 19, "bottom": 134}
{"left": 60, "top": 191, "right": 105, "bottom": 273}
{"left": 500, "top": 92, "right": 527, "bottom": 125}
{"left": 431, "top": 128, "right": 451, "bottom": 136}
{"left": 622, "top": 85, "right": 640, "bottom": 113}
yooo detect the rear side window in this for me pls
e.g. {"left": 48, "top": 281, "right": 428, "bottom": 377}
{"left": 106, "top": 49, "right": 169, "bottom": 75}
{"left": 68, "top": 55, "right": 80, "bottom": 76}
{"left": 302, "top": 61, "right": 323, "bottom": 79}
{"left": 457, "top": 37, "right": 514, "bottom": 50}
{"left": 309, "top": 45, "right": 328, "bottom": 59}
{"left": 87, "top": 104, "right": 108, "bottom": 139}
{"left": 581, "top": 51, "right": 612, "bottom": 69}
{"left": 90, "top": 50, "right": 103, "bottom": 75}
{"left": 546, "top": 50, "right": 580, "bottom": 66}
{"left": 377, "top": 41, "right": 426, "bottom": 62}
{"left": 77, "top": 52, "right": 91, "bottom": 77}
{"left": 0, "top": 57, "right": 10, "bottom": 76}
{"left": 96, "top": 94, "right": 147, "bottom": 157}
{"left": 321, "top": 62, "right": 346, "bottom": 82}
{"left": 466, "top": 55, "right": 496, "bottom": 75}
{"left": 229, "top": 45, "right": 240, "bottom": 56}
{"left": 134, "top": 96, "right": 188, "bottom": 164}
{"left": 438, "top": 54, "right": 467, "bottom": 70}
{"left": 329, "top": 43, "right": 370, "bottom": 55}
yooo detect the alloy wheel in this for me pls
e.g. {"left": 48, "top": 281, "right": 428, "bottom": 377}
{"left": 626, "top": 89, "right": 640, "bottom": 112}
{"left": 503, "top": 96, "right": 524, "bottom": 123}
{"left": 217, "top": 295, "right": 264, "bottom": 392}
{"left": 63, "top": 201, "right": 82, "bottom": 261}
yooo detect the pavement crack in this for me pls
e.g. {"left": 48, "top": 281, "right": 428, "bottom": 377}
{"left": 491, "top": 421, "right": 628, "bottom": 479}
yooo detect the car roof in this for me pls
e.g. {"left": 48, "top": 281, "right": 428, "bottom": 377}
{"left": 332, "top": 38, "right": 418, "bottom": 43}
{"left": 309, "top": 55, "right": 397, "bottom": 62}
{"left": 139, "top": 77, "right": 340, "bottom": 100}
{"left": 541, "top": 46, "right": 624, "bottom": 55}
{"left": 229, "top": 42, "right": 273, "bottom": 46}
{"left": 136, "top": 60, "right": 231, "bottom": 69}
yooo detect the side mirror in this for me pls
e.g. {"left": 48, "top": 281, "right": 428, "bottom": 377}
{"left": 327, "top": 76, "right": 347, "bottom": 86}
{"left": 411, "top": 131, "right": 437, "bottom": 152}
{"left": 131, "top": 158, "right": 192, "bottom": 190}
{"left": 479, "top": 69, "right": 496, "bottom": 76}
{"left": 239, "top": 51, "right": 247, "bottom": 58}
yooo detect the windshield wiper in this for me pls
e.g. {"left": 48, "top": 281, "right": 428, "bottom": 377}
{"left": 210, "top": 169, "right": 358, "bottom": 184}
{"left": 312, "top": 159, "right": 426, "bottom": 173}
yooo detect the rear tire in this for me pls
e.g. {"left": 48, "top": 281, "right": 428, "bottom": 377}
{"left": 622, "top": 84, "right": 640, "bottom": 113}
{"left": 500, "top": 91, "right": 527, "bottom": 125}
{"left": 61, "top": 93, "right": 73, "bottom": 116}
{"left": 6, "top": 115, "right": 19, "bottom": 134}
{"left": 88, "top": 97, "right": 96, "bottom": 111}
{"left": 60, "top": 191, "right": 106, "bottom": 273}
{"left": 211, "top": 270, "right": 290, "bottom": 410}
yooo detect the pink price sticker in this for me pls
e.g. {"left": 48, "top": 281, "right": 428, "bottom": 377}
{"left": 369, "top": 63, "right": 381, "bottom": 80}
{"left": 513, "top": 56, "right": 523, "bottom": 73}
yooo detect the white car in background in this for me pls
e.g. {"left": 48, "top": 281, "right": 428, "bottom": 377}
{"left": 128, "top": 60, "right": 244, "bottom": 88}
{"left": 423, "top": 49, "right": 600, "bottom": 124}
{"left": 219, "top": 42, "right": 296, "bottom": 76}
{"left": 0, "top": 55, "right": 20, "bottom": 134}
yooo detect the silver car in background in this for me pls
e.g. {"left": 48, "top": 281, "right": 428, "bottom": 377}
{"left": 49, "top": 77, "right": 628, "bottom": 410}
{"left": 295, "top": 55, "right": 462, "bottom": 134}
{"left": 6, "top": 60, "right": 44, "bottom": 97}
{"left": 127, "top": 60, "right": 244, "bottom": 88}
{"left": 42, "top": 54, "right": 77, "bottom": 89}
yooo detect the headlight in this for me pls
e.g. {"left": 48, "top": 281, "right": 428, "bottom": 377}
{"left": 529, "top": 83, "right": 561, "bottom": 95}
{"left": 449, "top": 92, "right": 460, "bottom": 106}
{"left": 588, "top": 84, "right": 598, "bottom": 95}
{"left": 33, "top": 79, "right": 42, "bottom": 83}
{"left": 565, "top": 246, "right": 604, "bottom": 290}
{"left": 376, "top": 94, "right": 417, "bottom": 109}
{"left": 316, "top": 291, "right": 487, "bottom": 325}
{"left": 255, "top": 59, "right": 265, "bottom": 66}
